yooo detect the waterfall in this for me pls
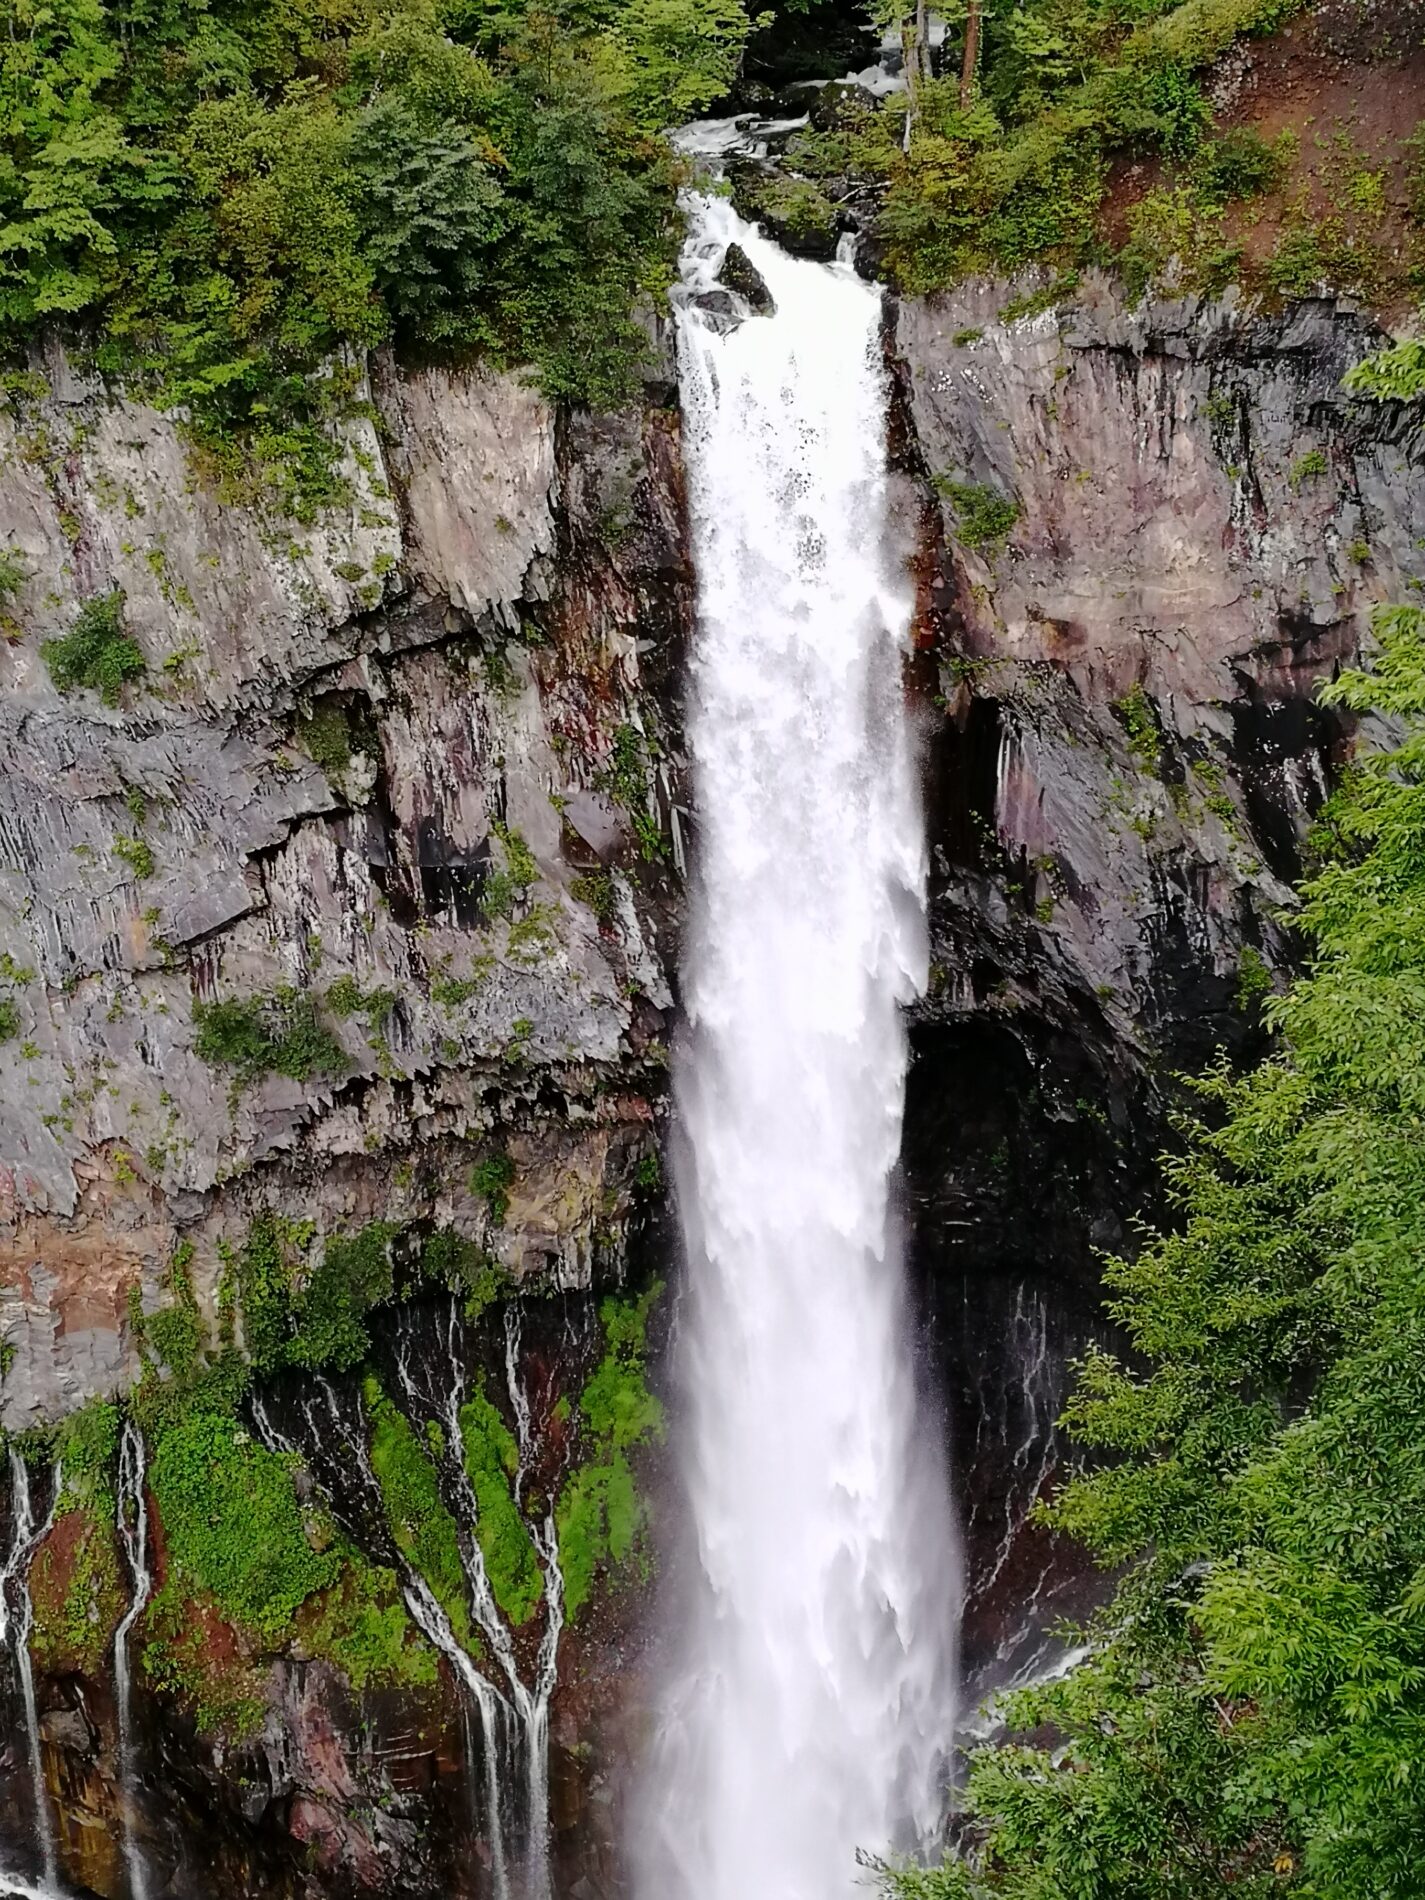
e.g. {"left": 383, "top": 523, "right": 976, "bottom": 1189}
{"left": 638, "top": 191, "right": 960, "bottom": 1899}
{"left": 388, "top": 1302, "right": 566, "bottom": 1900}
{"left": 249, "top": 1371, "right": 516, "bottom": 1896}
{"left": 249, "top": 1297, "right": 569, "bottom": 1898}
{"left": 0, "top": 1451, "right": 60, "bottom": 1889}
{"left": 113, "top": 1421, "right": 152, "bottom": 1900}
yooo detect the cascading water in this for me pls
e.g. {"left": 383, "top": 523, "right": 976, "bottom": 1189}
{"left": 0, "top": 1451, "right": 60, "bottom": 1891}
{"left": 387, "top": 1303, "right": 567, "bottom": 1899}
{"left": 638, "top": 187, "right": 960, "bottom": 1899}
{"left": 113, "top": 1421, "right": 152, "bottom": 1900}
{"left": 249, "top": 1296, "right": 574, "bottom": 1900}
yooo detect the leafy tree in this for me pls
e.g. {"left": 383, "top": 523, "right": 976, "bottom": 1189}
{"left": 0, "top": 0, "right": 752, "bottom": 511}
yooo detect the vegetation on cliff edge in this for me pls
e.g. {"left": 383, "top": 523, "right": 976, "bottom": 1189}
{"left": 0, "top": 0, "right": 752, "bottom": 512}
{"left": 886, "top": 602, "right": 1425, "bottom": 1895}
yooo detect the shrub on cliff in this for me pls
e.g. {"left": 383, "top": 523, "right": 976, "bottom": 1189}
{"left": 887, "top": 606, "right": 1425, "bottom": 1895}
{"left": 40, "top": 590, "right": 145, "bottom": 707}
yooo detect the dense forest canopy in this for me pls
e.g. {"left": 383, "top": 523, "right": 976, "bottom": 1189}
{"left": 0, "top": 0, "right": 750, "bottom": 505}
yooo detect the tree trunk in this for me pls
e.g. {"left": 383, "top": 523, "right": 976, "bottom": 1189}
{"left": 901, "top": 0, "right": 931, "bottom": 151}
{"left": 960, "top": 0, "right": 981, "bottom": 109}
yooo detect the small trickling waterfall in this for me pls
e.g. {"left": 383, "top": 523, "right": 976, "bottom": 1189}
{"left": 388, "top": 1302, "right": 567, "bottom": 1898}
{"left": 0, "top": 1451, "right": 59, "bottom": 1890}
{"left": 114, "top": 1421, "right": 152, "bottom": 1900}
{"left": 250, "top": 1297, "right": 571, "bottom": 1899}
{"left": 638, "top": 188, "right": 960, "bottom": 1898}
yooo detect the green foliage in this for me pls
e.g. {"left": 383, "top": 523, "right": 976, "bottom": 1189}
{"left": 148, "top": 1410, "right": 341, "bottom": 1641}
{"left": 933, "top": 479, "right": 1021, "bottom": 553}
{"left": 298, "top": 705, "right": 354, "bottom": 788}
{"left": 31, "top": 1509, "right": 125, "bottom": 1677}
{"left": 998, "top": 271, "right": 1079, "bottom": 323}
{"left": 556, "top": 1283, "right": 663, "bottom": 1620}
{"left": 795, "top": 0, "right": 1309, "bottom": 295}
{"left": 192, "top": 987, "right": 348, "bottom": 1087}
{"left": 1289, "top": 447, "right": 1328, "bottom": 486}
{"left": 290, "top": 1222, "right": 397, "bottom": 1371}
{"left": 1236, "top": 942, "right": 1271, "bottom": 1008}
{"left": 481, "top": 824, "right": 539, "bottom": 921}
{"left": 571, "top": 871, "right": 617, "bottom": 924}
{"left": 113, "top": 832, "right": 155, "bottom": 879}
{"left": 41, "top": 591, "right": 145, "bottom": 707}
{"left": 1113, "top": 682, "right": 1161, "bottom": 773}
{"left": 366, "top": 1375, "right": 474, "bottom": 1648}
{"left": 1345, "top": 338, "right": 1425, "bottom": 402}
{"left": 0, "top": 998, "right": 18, "bottom": 1043}
{"left": 733, "top": 168, "right": 838, "bottom": 250}
{"left": 325, "top": 975, "right": 396, "bottom": 1026}
{"left": 298, "top": 1560, "right": 435, "bottom": 1691}
{"left": 601, "top": 720, "right": 667, "bottom": 861}
{"left": 472, "top": 1152, "right": 517, "bottom": 1225}
{"left": 1190, "top": 124, "right": 1287, "bottom": 203}
{"left": 459, "top": 1388, "right": 542, "bottom": 1624}
{"left": 897, "top": 603, "right": 1425, "bottom": 1899}
{"left": 30, "top": 1407, "right": 125, "bottom": 1678}
{"left": 1, "top": 0, "right": 751, "bottom": 509}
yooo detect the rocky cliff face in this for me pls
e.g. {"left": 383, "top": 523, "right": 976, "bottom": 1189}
{"left": 892, "top": 275, "right": 1425, "bottom": 1690}
{"left": 0, "top": 266, "right": 1421, "bottom": 1898}
{"left": 0, "top": 338, "right": 689, "bottom": 1429}
{"left": 0, "top": 335, "right": 689, "bottom": 1897}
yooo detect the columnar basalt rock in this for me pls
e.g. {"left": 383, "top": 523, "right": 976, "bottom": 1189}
{"left": 0, "top": 341, "right": 689, "bottom": 1434}
{"left": 892, "top": 275, "right": 1425, "bottom": 1688}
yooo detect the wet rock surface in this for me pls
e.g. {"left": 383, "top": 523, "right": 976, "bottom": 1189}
{"left": 894, "top": 273, "right": 1425, "bottom": 1692}
{"left": 716, "top": 242, "right": 776, "bottom": 316}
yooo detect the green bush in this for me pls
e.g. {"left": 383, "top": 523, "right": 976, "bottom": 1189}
{"left": 801, "top": 0, "right": 1312, "bottom": 295}
{"left": 892, "top": 603, "right": 1425, "bottom": 1900}
{"left": 366, "top": 1376, "right": 474, "bottom": 1648}
{"left": 41, "top": 592, "right": 145, "bottom": 707}
{"left": 459, "top": 1389, "right": 542, "bottom": 1624}
{"left": 148, "top": 1410, "right": 341, "bottom": 1641}
{"left": 1, "top": 0, "right": 752, "bottom": 511}
{"left": 471, "top": 1152, "right": 516, "bottom": 1225}
{"left": 556, "top": 1285, "right": 664, "bottom": 1620}
{"left": 192, "top": 988, "right": 348, "bottom": 1087}
{"left": 933, "top": 479, "right": 1021, "bottom": 552}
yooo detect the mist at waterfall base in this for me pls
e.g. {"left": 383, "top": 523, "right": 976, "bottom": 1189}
{"left": 636, "top": 195, "right": 961, "bottom": 1900}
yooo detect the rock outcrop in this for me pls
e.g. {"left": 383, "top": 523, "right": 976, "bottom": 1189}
{"left": 893, "top": 274, "right": 1425, "bottom": 1687}
{"left": 0, "top": 340, "right": 690, "bottom": 1431}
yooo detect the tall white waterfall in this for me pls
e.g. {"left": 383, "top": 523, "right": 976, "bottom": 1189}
{"left": 639, "top": 193, "right": 959, "bottom": 1899}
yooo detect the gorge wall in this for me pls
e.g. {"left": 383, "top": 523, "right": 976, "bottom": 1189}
{"left": 0, "top": 258, "right": 1421, "bottom": 1893}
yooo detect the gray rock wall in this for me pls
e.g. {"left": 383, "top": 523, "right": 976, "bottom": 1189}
{"left": 894, "top": 275, "right": 1425, "bottom": 1692}
{"left": 0, "top": 343, "right": 690, "bottom": 1427}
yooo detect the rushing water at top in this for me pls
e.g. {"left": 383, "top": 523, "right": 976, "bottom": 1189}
{"left": 638, "top": 191, "right": 960, "bottom": 1899}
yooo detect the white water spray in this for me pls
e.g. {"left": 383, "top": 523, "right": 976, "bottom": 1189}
{"left": 114, "top": 1422, "right": 152, "bottom": 1900}
{"left": 0, "top": 1452, "right": 59, "bottom": 1890}
{"left": 639, "top": 192, "right": 959, "bottom": 1900}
